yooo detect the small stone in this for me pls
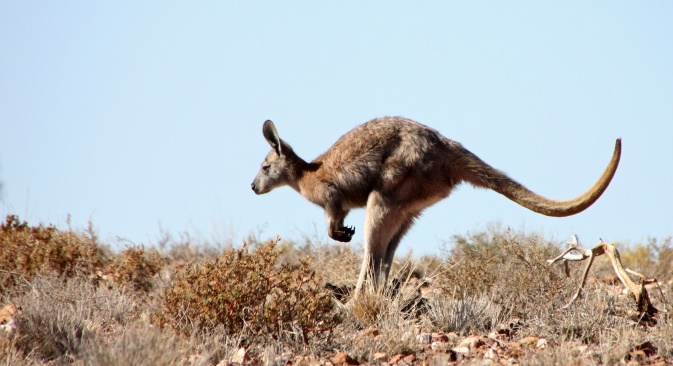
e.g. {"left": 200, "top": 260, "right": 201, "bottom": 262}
{"left": 489, "top": 328, "right": 510, "bottom": 340}
{"left": 519, "top": 336, "right": 539, "bottom": 347}
{"left": 431, "top": 332, "right": 449, "bottom": 342}
{"left": 575, "top": 345, "right": 589, "bottom": 354}
{"left": 231, "top": 347, "right": 246, "bottom": 364}
{"left": 418, "top": 332, "right": 432, "bottom": 344}
{"left": 431, "top": 341, "right": 451, "bottom": 351}
{"left": 424, "top": 352, "right": 456, "bottom": 366}
{"left": 483, "top": 338, "right": 498, "bottom": 347}
{"left": 452, "top": 346, "right": 470, "bottom": 355}
{"left": 458, "top": 336, "right": 484, "bottom": 349}
{"left": 446, "top": 331, "right": 459, "bottom": 340}
{"left": 359, "top": 327, "right": 380, "bottom": 337}
{"left": 372, "top": 352, "right": 388, "bottom": 362}
{"left": 0, "top": 303, "right": 18, "bottom": 335}
{"left": 388, "top": 354, "right": 405, "bottom": 364}
{"left": 331, "top": 351, "right": 357, "bottom": 365}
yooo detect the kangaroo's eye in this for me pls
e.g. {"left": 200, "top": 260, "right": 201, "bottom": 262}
{"left": 262, "top": 165, "right": 271, "bottom": 172}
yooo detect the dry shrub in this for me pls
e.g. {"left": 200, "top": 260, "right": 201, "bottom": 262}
{"left": 618, "top": 237, "right": 673, "bottom": 281}
{"left": 0, "top": 215, "right": 107, "bottom": 296}
{"left": 649, "top": 237, "right": 673, "bottom": 281}
{"left": 534, "top": 287, "right": 632, "bottom": 344}
{"left": 438, "top": 228, "right": 619, "bottom": 343}
{"left": 157, "top": 238, "right": 339, "bottom": 345}
{"left": 439, "top": 227, "right": 576, "bottom": 320}
{"left": 160, "top": 231, "right": 221, "bottom": 264}
{"left": 109, "top": 245, "right": 167, "bottom": 294}
{"left": 437, "top": 227, "right": 673, "bottom": 349}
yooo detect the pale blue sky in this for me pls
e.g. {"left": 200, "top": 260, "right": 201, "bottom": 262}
{"left": 2, "top": 2, "right": 672, "bottom": 255}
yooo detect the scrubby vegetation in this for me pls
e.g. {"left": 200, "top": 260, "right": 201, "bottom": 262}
{"left": 0, "top": 215, "right": 671, "bottom": 365}
{"left": 156, "top": 237, "right": 338, "bottom": 345}
{"left": 0, "top": 215, "right": 107, "bottom": 294}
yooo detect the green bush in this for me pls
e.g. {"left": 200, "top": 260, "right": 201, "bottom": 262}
{"left": 157, "top": 238, "right": 339, "bottom": 344}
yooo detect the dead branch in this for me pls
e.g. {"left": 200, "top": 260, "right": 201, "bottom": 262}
{"left": 547, "top": 236, "right": 658, "bottom": 319}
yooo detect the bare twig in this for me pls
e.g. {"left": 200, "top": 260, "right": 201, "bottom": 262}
{"left": 548, "top": 236, "right": 659, "bottom": 318}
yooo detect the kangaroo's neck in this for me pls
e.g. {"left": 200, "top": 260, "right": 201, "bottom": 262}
{"left": 288, "top": 157, "right": 328, "bottom": 206}
{"left": 283, "top": 148, "right": 313, "bottom": 193}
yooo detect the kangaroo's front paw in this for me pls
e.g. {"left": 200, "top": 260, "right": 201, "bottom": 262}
{"left": 332, "top": 225, "right": 355, "bottom": 242}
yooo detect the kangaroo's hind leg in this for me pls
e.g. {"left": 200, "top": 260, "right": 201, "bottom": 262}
{"left": 380, "top": 214, "right": 418, "bottom": 288}
{"left": 354, "top": 192, "right": 407, "bottom": 298}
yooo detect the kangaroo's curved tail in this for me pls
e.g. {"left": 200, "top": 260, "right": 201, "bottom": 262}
{"left": 459, "top": 139, "right": 621, "bottom": 217}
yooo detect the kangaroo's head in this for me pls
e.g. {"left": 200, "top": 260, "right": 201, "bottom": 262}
{"left": 251, "top": 120, "right": 297, "bottom": 195}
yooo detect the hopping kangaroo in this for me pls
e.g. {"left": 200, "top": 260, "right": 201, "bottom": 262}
{"left": 251, "top": 117, "right": 621, "bottom": 297}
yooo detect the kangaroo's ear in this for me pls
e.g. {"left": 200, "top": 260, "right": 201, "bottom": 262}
{"left": 262, "top": 120, "right": 282, "bottom": 155}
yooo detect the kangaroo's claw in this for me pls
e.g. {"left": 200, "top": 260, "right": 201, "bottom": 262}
{"left": 334, "top": 225, "right": 355, "bottom": 242}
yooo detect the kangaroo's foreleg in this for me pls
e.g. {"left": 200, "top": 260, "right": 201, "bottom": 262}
{"left": 325, "top": 202, "right": 354, "bottom": 243}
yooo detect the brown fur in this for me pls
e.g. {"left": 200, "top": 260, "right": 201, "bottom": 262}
{"left": 251, "top": 116, "right": 621, "bottom": 297}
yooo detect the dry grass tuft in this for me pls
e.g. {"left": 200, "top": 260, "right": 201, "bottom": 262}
{"left": 9, "top": 276, "right": 138, "bottom": 364}
{"left": 424, "top": 295, "right": 501, "bottom": 334}
{"left": 80, "top": 322, "right": 197, "bottom": 366}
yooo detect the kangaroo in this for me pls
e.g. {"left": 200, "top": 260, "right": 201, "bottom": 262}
{"left": 251, "top": 116, "right": 621, "bottom": 298}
